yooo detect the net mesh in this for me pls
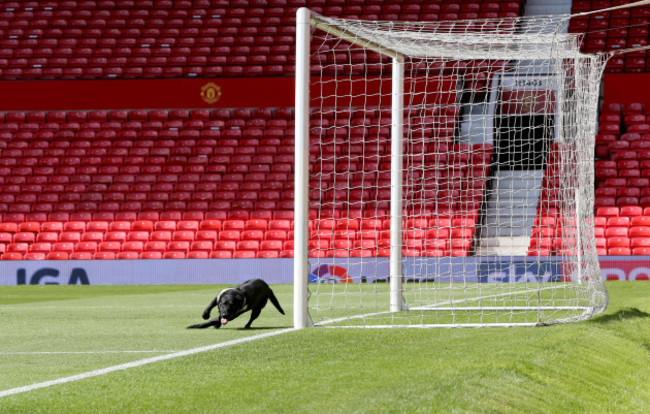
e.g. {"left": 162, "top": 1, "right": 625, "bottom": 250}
{"left": 301, "top": 12, "right": 609, "bottom": 327}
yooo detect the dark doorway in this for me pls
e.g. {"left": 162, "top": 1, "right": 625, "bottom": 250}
{"left": 495, "top": 115, "right": 554, "bottom": 170}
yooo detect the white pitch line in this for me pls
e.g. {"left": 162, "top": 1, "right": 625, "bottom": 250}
{"left": 1, "top": 305, "right": 197, "bottom": 310}
{"left": 0, "top": 327, "right": 295, "bottom": 399}
{"left": 0, "top": 350, "right": 178, "bottom": 355}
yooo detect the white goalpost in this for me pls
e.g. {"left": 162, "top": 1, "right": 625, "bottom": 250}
{"left": 294, "top": 8, "right": 609, "bottom": 328}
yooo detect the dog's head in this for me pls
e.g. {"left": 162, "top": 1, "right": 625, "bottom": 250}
{"left": 217, "top": 289, "right": 246, "bottom": 325}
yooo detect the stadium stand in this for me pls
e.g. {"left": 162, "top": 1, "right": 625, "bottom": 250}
{"left": 570, "top": 0, "right": 650, "bottom": 72}
{"left": 0, "top": 104, "right": 494, "bottom": 259}
{"left": 0, "top": 0, "right": 522, "bottom": 80}
{"left": 2, "top": 0, "right": 648, "bottom": 258}
{"left": 527, "top": 98, "right": 650, "bottom": 257}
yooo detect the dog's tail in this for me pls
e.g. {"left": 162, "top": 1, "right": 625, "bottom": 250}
{"left": 268, "top": 289, "right": 285, "bottom": 315}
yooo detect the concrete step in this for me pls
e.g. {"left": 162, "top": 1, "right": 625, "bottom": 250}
{"left": 475, "top": 237, "right": 531, "bottom": 256}
{"left": 481, "top": 226, "right": 533, "bottom": 238}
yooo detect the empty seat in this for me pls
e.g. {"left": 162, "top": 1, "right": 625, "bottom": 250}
{"left": 117, "top": 251, "right": 140, "bottom": 259}
{"left": 47, "top": 251, "right": 70, "bottom": 260}
{"left": 141, "top": 251, "right": 163, "bottom": 259}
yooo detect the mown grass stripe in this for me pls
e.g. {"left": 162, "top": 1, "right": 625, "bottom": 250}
{"left": 0, "top": 328, "right": 295, "bottom": 399}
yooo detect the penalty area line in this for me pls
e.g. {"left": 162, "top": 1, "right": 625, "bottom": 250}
{"left": 0, "top": 327, "right": 295, "bottom": 399}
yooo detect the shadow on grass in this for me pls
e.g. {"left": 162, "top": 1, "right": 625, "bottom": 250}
{"left": 589, "top": 307, "right": 650, "bottom": 324}
{"left": 237, "top": 326, "right": 292, "bottom": 331}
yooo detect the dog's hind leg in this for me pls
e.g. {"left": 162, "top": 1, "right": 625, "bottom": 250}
{"left": 187, "top": 318, "right": 222, "bottom": 329}
{"left": 244, "top": 306, "right": 264, "bottom": 329}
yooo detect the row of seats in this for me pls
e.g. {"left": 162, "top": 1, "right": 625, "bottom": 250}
{"left": 0, "top": 107, "right": 293, "bottom": 123}
{"left": 0, "top": 2, "right": 522, "bottom": 18}
{"left": 0, "top": 214, "right": 481, "bottom": 260}
{"left": 5, "top": 99, "right": 648, "bottom": 258}
{"left": 596, "top": 206, "right": 650, "bottom": 217}
{"left": 529, "top": 130, "right": 650, "bottom": 256}
{"left": 586, "top": 100, "right": 650, "bottom": 255}
{"left": 1, "top": 0, "right": 217, "bottom": 9}
{"left": 594, "top": 211, "right": 650, "bottom": 254}
{"left": 595, "top": 102, "right": 650, "bottom": 214}
{"left": 0, "top": 249, "right": 292, "bottom": 260}
{"left": 0, "top": 0, "right": 523, "bottom": 80}
{"left": 529, "top": 145, "right": 579, "bottom": 256}
{"left": 0, "top": 106, "right": 490, "bottom": 259}
{"left": 570, "top": 1, "right": 650, "bottom": 72}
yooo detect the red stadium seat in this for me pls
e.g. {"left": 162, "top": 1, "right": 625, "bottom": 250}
{"left": 596, "top": 207, "right": 619, "bottom": 217}
{"left": 187, "top": 251, "right": 208, "bottom": 259}
{"left": 94, "top": 252, "right": 116, "bottom": 259}
{"left": 163, "top": 251, "right": 186, "bottom": 259}
{"left": 29, "top": 243, "right": 52, "bottom": 254}
{"left": 167, "top": 241, "right": 190, "bottom": 253}
{"left": 620, "top": 206, "right": 643, "bottom": 217}
{"left": 141, "top": 251, "right": 163, "bottom": 259}
{"left": 14, "top": 232, "right": 36, "bottom": 243}
{"left": 122, "top": 241, "right": 144, "bottom": 253}
{"left": 155, "top": 221, "right": 177, "bottom": 232}
{"left": 190, "top": 240, "right": 213, "bottom": 252}
{"left": 257, "top": 250, "right": 279, "bottom": 258}
{"left": 177, "top": 220, "right": 199, "bottom": 232}
{"left": 608, "top": 247, "right": 631, "bottom": 256}
{"left": 47, "top": 251, "right": 69, "bottom": 260}
{"left": 237, "top": 240, "right": 260, "bottom": 252}
{"left": 631, "top": 216, "right": 650, "bottom": 226}
{"left": 280, "top": 250, "right": 294, "bottom": 258}
{"left": 607, "top": 237, "right": 630, "bottom": 248}
{"left": 132, "top": 220, "right": 154, "bottom": 232}
{"left": 630, "top": 226, "right": 650, "bottom": 237}
{"left": 117, "top": 251, "right": 140, "bottom": 259}
{"left": 144, "top": 241, "right": 167, "bottom": 253}
{"left": 210, "top": 250, "right": 233, "bottom": 259}
{"left": 70, "top": 252, "right": 93, "bottom": 260}
{"left": 607, "top": 216, "right": 630, "bottom": 227}
{"left": 98, "top": 241, "right": 121, "bottom": 253}
{"left": 151, "top": 231, "right": 172, "bottom": 242}
{"left": 219, "top": 230, "right": 241, "bottom": 242}
{"left": 196, "top": 230, "right": 218, "bottom": 242}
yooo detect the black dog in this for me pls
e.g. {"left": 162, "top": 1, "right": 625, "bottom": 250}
{"left": 187, "top": 279, "right": 285, "bottom": 329}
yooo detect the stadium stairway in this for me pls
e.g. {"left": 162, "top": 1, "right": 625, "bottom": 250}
{"left": 524, "top": 0, "right": 572, "bottom": 17}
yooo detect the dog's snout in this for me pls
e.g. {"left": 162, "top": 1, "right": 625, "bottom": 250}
{"left": 219, "top": 306, "right": 232, "bottom": 319}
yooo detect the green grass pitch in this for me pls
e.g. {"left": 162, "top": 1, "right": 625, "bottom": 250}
{"left": 1, "top": 282, "right": 649, "bottom": 413}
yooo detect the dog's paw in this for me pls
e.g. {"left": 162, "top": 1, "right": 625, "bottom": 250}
{"left": 202, "top": 311, "right": 210, "bottom": 320}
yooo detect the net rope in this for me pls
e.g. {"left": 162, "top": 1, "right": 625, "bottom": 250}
{"left": 301, "top": 12, "right": 609, "bottom": 327}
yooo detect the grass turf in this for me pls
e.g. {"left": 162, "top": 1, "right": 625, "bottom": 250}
{"left": 0, "top": 282, "right": 648, "bottom": 413}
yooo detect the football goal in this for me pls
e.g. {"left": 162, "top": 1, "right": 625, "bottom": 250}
{"left": 294, "top": 8, "right": 609, "bottom": 328}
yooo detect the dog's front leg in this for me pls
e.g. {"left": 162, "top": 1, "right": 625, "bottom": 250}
{"left": 187, "top": 317, "right": 222, "bottom": 329}
{"left": 202, "top": 297, "right": 219, "bottom": 320}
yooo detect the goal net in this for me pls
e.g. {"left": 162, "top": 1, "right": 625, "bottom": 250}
{"left": 294, "top": 9, "right": 609, "bottom": 328}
